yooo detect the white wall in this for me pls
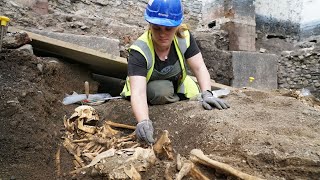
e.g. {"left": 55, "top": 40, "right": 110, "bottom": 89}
{"left": 301, "top": 0, "right": 320, "bottom": 27}
{"left": 255, "top": 0, "right": 303, "bottom": 23}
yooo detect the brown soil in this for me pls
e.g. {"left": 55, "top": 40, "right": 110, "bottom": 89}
{"left": 1, "top": 2, "right": 320, "bottom": 179}
{"left": 1, "top": 49, "right": 320, "bottom": 180}
{"left": 0, "top": 49, "right": 97, "bottom": 179}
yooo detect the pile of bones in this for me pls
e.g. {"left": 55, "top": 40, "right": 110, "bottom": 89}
{"left": 60, "top": 105, "right": 262, "bottom": 180}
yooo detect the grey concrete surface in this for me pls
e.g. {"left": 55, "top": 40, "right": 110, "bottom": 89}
{"left": 231, "top": 51, "right": 278, "bottom": 90}
{"left": 29, "top": 29, "right": 120, "bottom": 56}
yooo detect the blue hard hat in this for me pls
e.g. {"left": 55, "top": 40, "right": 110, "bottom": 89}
{"left": 144, "top": 0, "right": 184, "bottom": 27}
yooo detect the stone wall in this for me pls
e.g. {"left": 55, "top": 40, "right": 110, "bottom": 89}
{"left": 5, "top": 0, "right": 49, "bottom": 14}
{"left": 5, "top": 0, "right": 320, "bottom": 92}
{"left": 48, "top": 0, "right": 203, "bottom": 29}
{"left": 181, "top": 0, "right": 202, "bottom": 28}
{"left": 49, "top": 0, "right": 148, "bottom": 27}
{"left": 193, "top": 30, "right": 233, "bottom": 85}
{"left": 278, "top": 48, "right": 320, "bottom": 97}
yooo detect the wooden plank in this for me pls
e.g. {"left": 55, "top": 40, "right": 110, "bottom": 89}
{"left": 8, "top": 27, "right": 128, "bottom": 79}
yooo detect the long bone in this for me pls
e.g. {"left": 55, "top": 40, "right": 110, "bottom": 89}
{"left": 190, "top": 149, "right": 264, "bottom": 180}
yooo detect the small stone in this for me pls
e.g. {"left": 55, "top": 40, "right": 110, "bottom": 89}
{"left": 303, "top": 80, "right": 309, "bottom": 86}
{"left": 35, "top": 145, "right": 42, "bottom": 150}
{"left": 7, "top": 98, "right": 19, "bottom": 105}
{"left": 49, "top": 60, "right": 58, "bottom": 63}
{"left": 18, "top": 44, "right": 33, "bottom": 54}
{"left": 10, "top": 120, "right": 19, "bottom": 127}
{"left": 305, "top": 74, "right": 312, "bottom": 79}
{"left": 37, "top": 64, "right": 43, "bottom": 73}
{"left": 281, "top": 51, "right": 292, "bottom": 57}
{"left": 259, "top": 48, "right": 266, "bottom": 53}
{"left": 305, "top": 53, "right": 312, "bottom": 57}
{"left": 21, "top": 91, "right": 27, "bottom": 97}
{"left": 9, "top": 1, "right": 20, "bottom": 7}
{"left": 80, "top": 25, "right": 89, "bottom": 30}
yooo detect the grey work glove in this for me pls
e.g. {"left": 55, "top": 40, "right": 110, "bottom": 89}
{"left": 201, "top": 90, "right": 230, "bottom": 110}
{"left": 136, "top": 119, "right": 155, "bottom": 145}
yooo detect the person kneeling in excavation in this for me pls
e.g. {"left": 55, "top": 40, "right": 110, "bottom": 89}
{"left": 121, "top": 0, "right": 230, "bottom": 145}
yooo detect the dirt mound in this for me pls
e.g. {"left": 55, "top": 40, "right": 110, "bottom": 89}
{"left": 0, "top": 49, "right": 97, "bottom": 179}
{"left": 1, "top": 50, "right": 319, "bottom": 179}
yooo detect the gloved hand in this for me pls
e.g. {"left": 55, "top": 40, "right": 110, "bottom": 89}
{"left": 136, "top": 119, "right": 155, "bottom": 145}
{"left": 201, "top": 90, "right": 230, "bottom": 110}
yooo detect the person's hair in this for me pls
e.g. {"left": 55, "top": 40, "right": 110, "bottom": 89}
{"left": 148, "top": 23, "right": 190, "bottom": 38}
{"left": 176, "top": 23, "right": 190, "bottom": 38}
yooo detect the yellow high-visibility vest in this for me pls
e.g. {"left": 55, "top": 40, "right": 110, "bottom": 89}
{"left": 121, "top": 30, "right": 199, "bottom": 98}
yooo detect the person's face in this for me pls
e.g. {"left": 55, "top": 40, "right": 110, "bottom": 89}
{"left": 150, "top": 24, "right": 177, "bottom": 48}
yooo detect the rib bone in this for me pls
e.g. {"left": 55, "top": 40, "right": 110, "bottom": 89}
{"left": 105, "top": 120, "right": 136, "bottom": 130}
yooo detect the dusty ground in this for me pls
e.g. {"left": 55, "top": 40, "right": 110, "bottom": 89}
{"left": 1, "top": 49, "right": 320, "bottom": 180}
{"left": 1, "top": 1, "right": 320, "bottom": 180}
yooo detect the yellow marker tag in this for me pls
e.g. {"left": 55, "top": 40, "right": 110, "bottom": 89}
{"left": 0, "top": 16, "right": 10, "bottom": 26}
{"left": 249, "top": 77, "right": 255, "bottom": 83}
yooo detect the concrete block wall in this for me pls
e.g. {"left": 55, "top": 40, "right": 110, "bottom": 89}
{"left": 231, "top": 51, "right": 278, "bottom": 90}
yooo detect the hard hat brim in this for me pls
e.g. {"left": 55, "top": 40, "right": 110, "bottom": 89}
{"left": 144, "top": 14, "right": 183, "bottom": 27}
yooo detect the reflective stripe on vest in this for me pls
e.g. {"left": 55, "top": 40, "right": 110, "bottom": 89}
{"left": 131, "top": 39, "right": 153, "bottom": 70}
{"left": 176, "top": 30, "right": 189, "bottom": 56}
